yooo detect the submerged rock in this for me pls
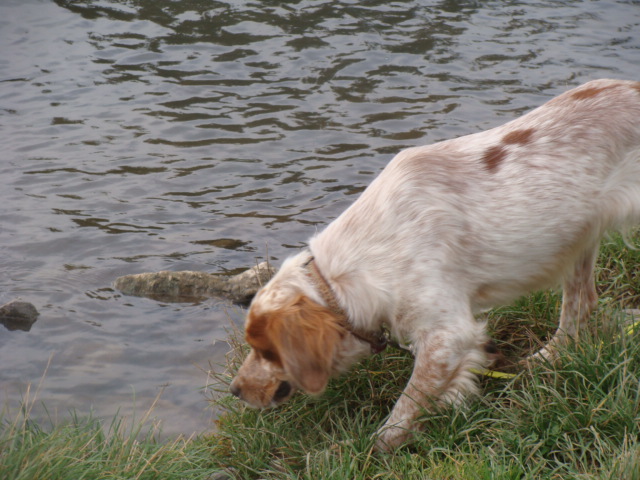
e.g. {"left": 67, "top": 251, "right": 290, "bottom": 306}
{"left": 0, "top": 300, "right": 39, "bottom": 332}
{"left": 114, "top": 261, "right": 275, "bottom": 305}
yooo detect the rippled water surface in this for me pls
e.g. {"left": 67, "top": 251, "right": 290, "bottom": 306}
{"left": 1, "top": 0, "right": 639, "bottom": 436}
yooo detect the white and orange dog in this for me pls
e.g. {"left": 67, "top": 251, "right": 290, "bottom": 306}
{"left": 230, "top": 79, "right": 640, "bottom": 451}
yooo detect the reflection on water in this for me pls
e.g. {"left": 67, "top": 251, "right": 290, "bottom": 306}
{"left": 1, "top": 0, "right": 639, "bottom": 436}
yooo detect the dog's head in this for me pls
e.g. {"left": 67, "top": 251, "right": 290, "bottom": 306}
{"left": 229, "top": 286, "right": 368, "bottom": 408}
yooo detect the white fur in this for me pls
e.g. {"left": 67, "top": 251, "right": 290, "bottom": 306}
{"left": 232, "top": 79, "right": 640, "bottom": 451}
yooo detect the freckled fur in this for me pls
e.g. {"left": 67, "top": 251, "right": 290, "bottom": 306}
{"left": 230, "top": 79, "right": 640, "bottom": 451}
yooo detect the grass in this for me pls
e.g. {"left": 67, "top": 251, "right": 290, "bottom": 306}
{"left": 210, "top": 316, "right": 640, "bottom": 479}
{"left": 0, "top": 393, "right": 218, "bottom": 480}
{"left": 2, "top": 232, "right": 640, "bottom": 479}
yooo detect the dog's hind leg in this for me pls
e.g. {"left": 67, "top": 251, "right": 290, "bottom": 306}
{"left": 530, "top": 244, "right": 599, "bottom": 363}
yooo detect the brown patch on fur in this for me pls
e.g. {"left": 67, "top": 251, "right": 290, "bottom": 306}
{"left": 570, "top": 86, "right": 611, "bottom": 100}
{"left": 503, "top": 128, "right": 535, "bottom": 145}
{"left": 632, "top": 82, "right": 640, "bottom": 96}
{"left": 246, "top": 294, "right": 345, "bottom": 394}
{"left": 246, "top": 310, "right": 283, "bottom": 367}
{"left": 482, "top": 145, "right": 507, "bottom": 172}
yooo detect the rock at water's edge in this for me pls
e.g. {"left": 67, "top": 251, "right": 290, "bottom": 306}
{"left": 113, "top": 261, "right": 275, "bottom": 305}
{"left": 0, "top": 300, "right": 39, "bottom": 332}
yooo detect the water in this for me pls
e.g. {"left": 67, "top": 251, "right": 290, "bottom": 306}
{"left": 1, "top": 0, "right": 639, "bottom": 437}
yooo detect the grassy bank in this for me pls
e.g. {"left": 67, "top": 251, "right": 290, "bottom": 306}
{"left": 2, "top": 234, "right": 640, "bottom": 479}
{"left": 0, "top": 403, "right": 219, "bottom": 479}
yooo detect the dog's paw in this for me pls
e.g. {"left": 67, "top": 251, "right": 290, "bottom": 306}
{"left": 373, "top": 423, "right": 413, "bottom": 453}
{"left": 522, "top": 344, "right": 561, "bottom": 369}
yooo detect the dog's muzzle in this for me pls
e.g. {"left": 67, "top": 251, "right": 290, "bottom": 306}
{"left": 230, "top": 380, "right": 293, "bottom": 407}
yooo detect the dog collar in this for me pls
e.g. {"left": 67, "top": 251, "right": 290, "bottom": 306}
{"left": 303, "top": 255, "right": 388, "bottom": 354}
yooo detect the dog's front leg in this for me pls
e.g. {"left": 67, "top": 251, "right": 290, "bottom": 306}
{"left": 529, "top": 244, "right": 599, "bottom": 363}
{"left": 374, "top": 328, "right": 485, "bottom": 452}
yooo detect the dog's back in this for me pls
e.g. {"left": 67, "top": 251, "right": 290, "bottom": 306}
{"left": 313, "top": 79, "right": 640, "bottom": 312}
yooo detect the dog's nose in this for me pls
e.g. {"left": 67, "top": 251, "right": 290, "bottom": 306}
{"left": 272, "top": 381, "right": 292, "bottom": 403}
{"left": 229, "top": 382, "right": 242, "bottom": 399}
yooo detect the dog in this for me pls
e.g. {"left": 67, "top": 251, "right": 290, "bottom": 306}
{"left": 230, "top": 79, "right": 640, "bottom": 451}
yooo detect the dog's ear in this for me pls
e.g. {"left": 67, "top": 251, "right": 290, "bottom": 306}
{"left": 268, "top": 294, "right": 344, "bottom": 394}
